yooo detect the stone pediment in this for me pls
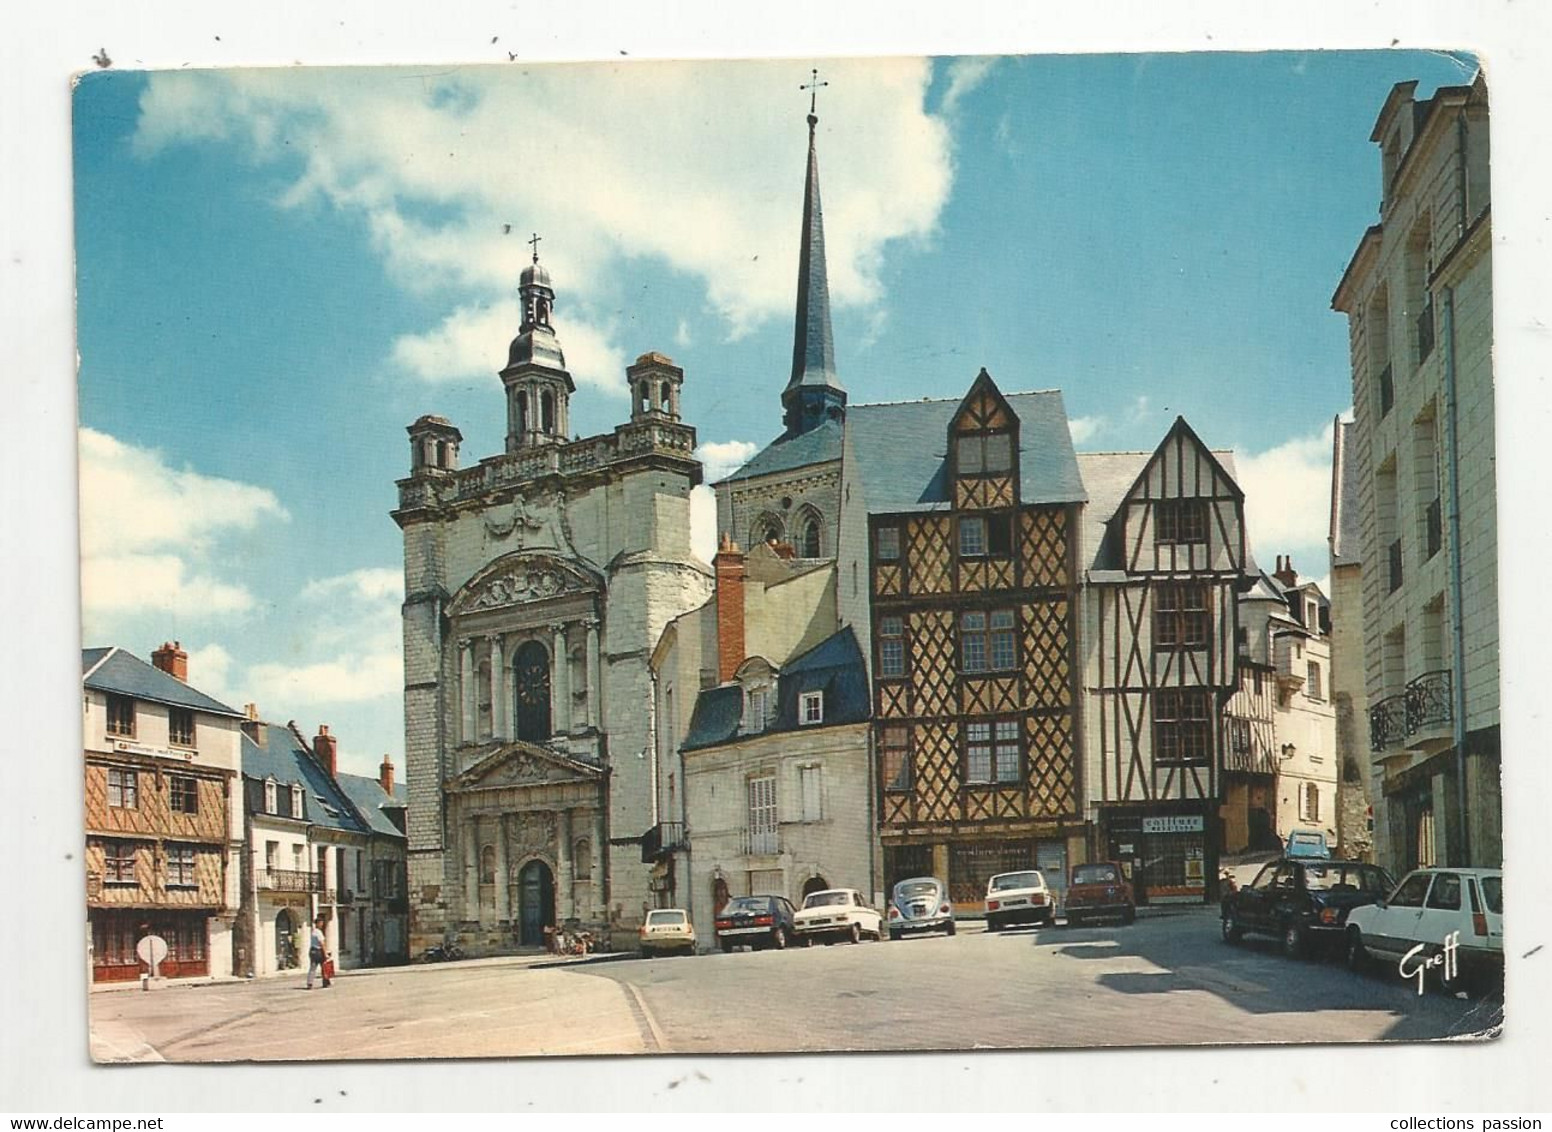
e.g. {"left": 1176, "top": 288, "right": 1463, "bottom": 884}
{"left": 449, "top": 552, "right": 603, "bottom": 616}
{"left": 452, "top": 740, "right": 604, "bottom": 793}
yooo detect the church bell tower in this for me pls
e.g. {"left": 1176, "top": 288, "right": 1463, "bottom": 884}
{"left": 502, "top": 237, "right": 576, "bottom": 451}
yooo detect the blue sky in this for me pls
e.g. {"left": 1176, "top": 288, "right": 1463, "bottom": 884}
{"left": 73, "top": 51, "right": 1478, "bottom": 775}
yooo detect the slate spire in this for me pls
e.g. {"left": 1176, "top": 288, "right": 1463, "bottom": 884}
{"left": 781, "top": 74, "right": 847, "bottom": 438}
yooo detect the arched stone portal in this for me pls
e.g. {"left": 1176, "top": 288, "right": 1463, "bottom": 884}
{"left": 518, "top": 858, "right": 555, "bottom": 947}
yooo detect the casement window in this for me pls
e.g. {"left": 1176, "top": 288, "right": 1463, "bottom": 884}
{"left": 1154, "top": 690, "right": 1212, "bottom": 765}
{"left": 965, "top": 719, "right": 1021, "bottom": 785}
{"left": 881, "top": 726, "right": 912, "bottom": 792}
{"left": 799, "top": 765, "right": 823, "bottom": 822}
{"left": 168, "top": 707, "right": 195, "bottom": 747}
{"left": 958, "top": 514, "right": 1012, "bottom": 559}
{"left": 1155, "top": 499, "right": 1208, "bottom": 545}
{"left": 959, "top": 516, "right": 986, "bottom": 558}
{"left": 876, "top": 526, "right": 900, "bottom": 562}
{"left": 264, "top": 778, "right": 277, "bottom": 814}
{"left": 800, "top": 691, "right": 824, "bottom": 726}
{"left": 104, "top": 840, "right": 137, "bottom": 884}
{"left": 878, "top": 616, "right": 905, "bottom": 677}
{"left": 961, "top": 610, "right": 1016, "bottom": 674}
{"left": 106, "top": 694, "right": 135, "bottom": 738}
{"left": 1155, "top": 583, "right": 1210, "bottom": 650}
{"left": 1306, "top": 661, "right": 1324, "bottom": 701}
{"left": 290, "top": 785, "right": 304, "bottom": 817}
{"left": 169, "top": 775, "right": 199, "bottom": 815}
{"left": 166, "top": 844, "right": 198, "bottom": 889}
{"left": 956, "top": 431, "right": 1013, "bottom": 475}
{"left": 107, "top": 768, "right": 138, "bottom": 809}
{"left": 264, "top": 841, "right": 279, "bottom": 873}
{"left": 742, "top": 688, "right": 770, "bottom": 735}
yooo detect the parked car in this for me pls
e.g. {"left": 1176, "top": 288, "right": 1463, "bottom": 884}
{"left": 886, "top": 876, "right": 956, "bottom": 940}
{"left": 1285, "top": 829, "right": 1332, "bottom": 859}
{"left": 793, "top": 888, "right": 884, "bottom": 945}
{"left": 714, "top": 894, "right": 798, "bottom": 952}
{"left": 1065, "top": 861, "right": 1135, "bottom": 926}
{"left": 1344, "top": 867, "right": 1504, "bottom": 993}
{"left": 1220, "top": 857, "right": 1394, "bottom": 958}
{"left": 984, "top": 870, "right": 1054, "bottom": 931}
{"left": 638, "top": 908, "right": 697, "bottom": 957}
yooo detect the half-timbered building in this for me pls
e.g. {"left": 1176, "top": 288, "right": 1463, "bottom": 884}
{"left": 1076, "top": 419, "right": 1250, "bottom": 903}
{"left": 846, "top": 370, "right": 1089, "bottom": 911}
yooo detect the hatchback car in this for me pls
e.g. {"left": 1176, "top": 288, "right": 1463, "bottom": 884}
{"left": 984, "top": 870, "right": 1053, "bottom": 931}
{"left": 714, "top": 894, "right": 798, "bottom": 952}
{"left": 1344, "top": 867, "right": 1504, "bottom": 993}
{"left": 886, "top": 876, "right": 955, "bottom": 940}
{"left": 1065, "top": 861, "right": 1135, "bottom": 926}
{"left": 793, "top": 888, "right": 884, "bottom": 944}
{"left": 1221, "top": 857, "right": 1394, "bottom": 958}
{"left": 638, "top": 908, "right": 696, "bottom": 957}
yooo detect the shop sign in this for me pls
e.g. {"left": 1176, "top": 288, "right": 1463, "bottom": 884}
{"left": 1142, "top": 815, "right": 1204, "bottom": 834}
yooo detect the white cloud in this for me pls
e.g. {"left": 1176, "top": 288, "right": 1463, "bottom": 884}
{"left": 1234, "top": 422, "right": 1336, "bottom": 573}
{"left": 301, "top": 567, "right": 403, "bottom": 604}
{"left": 391, "top": 303, "right": 627, "bottom": 395}
{"left": 695, "top": 439, "right": 759, "bottom": 482}
{"left": 940, "top": 58, "right": 998, "bottom": 115}
{"left": 184, "top": 643, "right": 237, "bottom": 705}
{"left": 78, "top": 428, "right": 288, "bottom": 621}
{"left": 674, "top": 319, "right": 693, "bottom": 348}
{"left": 246, "top": 651, "right": 403, "bottom": 707}
{"left": 1068, "top": 416, "right": 1103, "bottom": 445}
{"left": 689, "top": 485, "right": 718, "bottom": 566}
{"left": 133, "top": 59, "right": 956, "bottom": 357}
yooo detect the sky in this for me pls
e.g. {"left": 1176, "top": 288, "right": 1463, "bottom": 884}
{"left": 73, "top": 50, "right": 1480, "bottom": 777}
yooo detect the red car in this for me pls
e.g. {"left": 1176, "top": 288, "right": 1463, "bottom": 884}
{"left": 1065, "top": 861, "right": 1135, "bottom": 926}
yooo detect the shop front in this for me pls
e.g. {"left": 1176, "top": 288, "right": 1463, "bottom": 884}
{"left": 90, "top": 908, "right": 212, "bottom": 982}
{"left": 1100, "top": 804, "right": 1217, "bottom": 905}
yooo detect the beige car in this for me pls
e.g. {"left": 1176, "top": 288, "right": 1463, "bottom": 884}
{"left": 639, "top": 908, "right": 697, "bottom": 957}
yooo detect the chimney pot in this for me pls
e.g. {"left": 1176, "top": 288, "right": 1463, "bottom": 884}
{"left": 151, "top": 640, "right": 189, "bottom": 683}
{"left": 379, "top": 755, "right": 396, "bottom": 796}
{"left": 313, "top": 725, "right": 338, "bottom": 778}
{"left": 713, "top": 535, "right": 748, "bottom": 683}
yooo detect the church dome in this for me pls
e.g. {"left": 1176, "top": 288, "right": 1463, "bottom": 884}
{"left": 520, "top": 259, "right": 552, "bottom": 290}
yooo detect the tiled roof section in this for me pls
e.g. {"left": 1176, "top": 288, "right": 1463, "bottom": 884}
{"left": 1331, "top": 418, "right": 1363, "bottom": 567}
{"left": 82, "top": 646, "right": 242, "bottom": 717}
{"left": 720, "top": 418, "right": 844, "bottom": 483}
{"left": 682, "top": 626, "right": 869, "bottom": 751}
{"left": 335, "top": 772, "right": 407, "bottom": 839}
{"left": 846, "top": 390, "right": 1087, "bottom": 515}
{"left": 240, "top": 724, "right": 370, "bottom": 835}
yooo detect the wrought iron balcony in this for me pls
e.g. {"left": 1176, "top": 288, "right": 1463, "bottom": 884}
{"left": 1378, "top": 362, "right": 1394, "bottom": 417}
{"left": 1404, "top": 669, "right": 1453, "bottom": 736}
{"left": 1368, "top": 695, "right": 1407, "bottom": 752}
{"left": 639, "top": 821, "right": 687, "bottom": 863}
{"left": 1417, "top": 299, "right": 1435, "bottom": 363}
{"left": 1425, "top": 498, "right": 1442, "bottom": 561}
{"left": 742, "top": 827, "right": 781, "bottom": 857}
{"left": 259, "top": 868, "right": 322, "bottom": 893}
{"left": 1387, "top": 539, "right": 1403, "bottom": 594}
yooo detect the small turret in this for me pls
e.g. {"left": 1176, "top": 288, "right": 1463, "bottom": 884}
{"left": 627, "top": 352, "right": 685, "bottom": 422}
{"left": 406, "top": 415, "right": 462, "bottom": 474}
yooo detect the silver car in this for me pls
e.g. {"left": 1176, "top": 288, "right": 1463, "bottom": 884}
{"left": 887, "top": 876, "right": 956, "bottom": 940}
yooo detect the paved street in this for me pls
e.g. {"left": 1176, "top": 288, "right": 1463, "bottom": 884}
{"left": 91, "top": 908, "right": 1500, "bottom": 1062}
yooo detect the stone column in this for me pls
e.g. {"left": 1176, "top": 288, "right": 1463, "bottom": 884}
{"left": 551, "top": 624, "right": 570, "bottom": 734}
{"left": 592, "top": 810, "right": 606, "bottom": 919}
{"left": 463, "top": 818, "right": 479, "bottom": 922}
{"left": 489, "top": 635, "right": 507, "bottom": 741}
{"left": 494, "top": 815, "right": 510, "bottom": 924}
{"left": 459, "top": 640, "right": 475, "bottom": 744}
{"left": 557, "top": 811, "right": 574, "bottom": 921}
{"left": 585, "top": 621, "right": 601, "bottom": 731}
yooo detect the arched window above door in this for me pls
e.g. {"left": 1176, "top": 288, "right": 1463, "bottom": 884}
{"left": 513, "top": 639, "right": 552, "bottom": 742}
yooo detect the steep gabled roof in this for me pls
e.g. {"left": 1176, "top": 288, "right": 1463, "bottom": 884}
{"left": 335, "top": 772, "right": 408, "bottom": 839}
{"left": 719, "top": 417, "right": 843, "bottom": 483}
{"left": 82, "top": 646, "right": 242, "bottom": 718}
{"left": 240, "top": 724, "right": 371, "bottom": 835}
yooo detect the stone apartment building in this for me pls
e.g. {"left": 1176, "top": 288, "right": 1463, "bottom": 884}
{"left": 393, "top": 250, "right": 711, "bottom": 954}
{"left": 83, "top": 643, "right": 244, "bottom": 982}
{"left": 1330, "top": 74, "right": 1499, "bottom": 872}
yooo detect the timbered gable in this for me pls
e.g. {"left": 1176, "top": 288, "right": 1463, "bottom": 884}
{"left": 1118, "top": 417, "right": 1246, "bottom": 577}
{"left": 949, "top": 370, "right": 1021, "bottom": 513}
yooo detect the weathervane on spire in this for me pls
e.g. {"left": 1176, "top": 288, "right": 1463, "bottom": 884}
{"left": 800, "top": 67, "right": 828, "bottom": 125}
{"left": 527, "top": 231, "right": 542, "bottom": 264}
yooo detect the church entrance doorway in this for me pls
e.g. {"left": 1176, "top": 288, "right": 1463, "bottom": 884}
{"left": 514, "top": 640, "right": 552, "bottom": 741}
{"left": 517, "top": 859, "right": 555, "bottom": 947}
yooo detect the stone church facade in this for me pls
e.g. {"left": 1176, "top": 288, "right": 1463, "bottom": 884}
{"left": 393, "top": 254, "right": 711, "bottom": 954}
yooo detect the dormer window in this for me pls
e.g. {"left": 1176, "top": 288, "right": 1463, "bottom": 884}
{"left": 264, "top": 778, "right": 277, "bottom": 813}
{"left": 290, "top": 784, "right": 304, "bottom": 817}
{"left": 956, "top": 431, "right": 1012, "bottom": 475}
{"left": 742, "top": 688, "right": 770, "bottom": 735}
{"left": 800, "top": 691, "right": 824, "bottom": 726}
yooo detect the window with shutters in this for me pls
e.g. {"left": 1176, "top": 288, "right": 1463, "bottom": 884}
{"left": 747, "top": 775, "right": 778, "bottom": 854}
{"left": 799, "top": 765, "right": 823, "bottom": 822}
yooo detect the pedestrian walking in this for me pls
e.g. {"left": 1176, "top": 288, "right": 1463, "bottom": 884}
{"left": 306, "top": 916, "right": 331, "bottom": 989}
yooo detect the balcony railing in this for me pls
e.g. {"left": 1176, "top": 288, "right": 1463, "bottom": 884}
{"left": 742, "top": 827, "right": 781, "bottom": 856}
{"left": 1387, "top": 539, "right": 1403, "bottom": 594}
{"left": 1404, "top": 669, "right": 1453, "bottom": 735}
{"left": 1425, "top": 498, "right": 1442, "bottom": 561}
{"left": 259, "top": 868, "right": 322, "bottom": 893}
{"left": 639, "top": 821, "right": 687, "bottom": 863}
{"left": 1369, "top": 695, "right": 1408, "bottom": 751}
{"left": 1378, "top": 362, "right": 1394, "bottom": 417}
{"left": 1417, "top": 299, "right": 1435, "bottom": 363}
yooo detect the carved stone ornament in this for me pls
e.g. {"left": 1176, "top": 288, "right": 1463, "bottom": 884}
{"left": 484, "top": 490, "right": 576, "bottom": 554}
{"left": 465, "top": 566, "right": 571, "bottom": 611}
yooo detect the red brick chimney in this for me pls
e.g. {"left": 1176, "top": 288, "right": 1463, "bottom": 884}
{"left": 713, "top": 533, "right": 747, "bottom": 684}
{"left": 1273, "top": 555, "right": 1299, "bottom": 591}
{"left": 379, "top": 754, "right": 395, "bottom": 796}
{"left": 240, "top": 703, "right": 267, "bottom": 745}
{"left": 151, "top": 640, "right": 188, "bottom": 682}
{"left": 313, "top": 724, "right": 338, "bottom": 778}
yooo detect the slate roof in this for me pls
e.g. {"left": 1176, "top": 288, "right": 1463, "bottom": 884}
{"left": 682, "top": 626, "right": 870, "bottom": 752}
{"left": 240, "top": 723, "right": 370, "bottom": 835}
{"left": 719, "top": 418, "right": 844, "bottom": 483}
{"left": 82, "top": 646, "right": 243, "bottom": 717}
{"left": 1330, "top": 418, "right": 1363, "bottom": 567}
{"left": 846, "top": 390, "right": 1087, "bottom": 515}
{"left": 336, "top": 772, "right": 408, "bottom": 840}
